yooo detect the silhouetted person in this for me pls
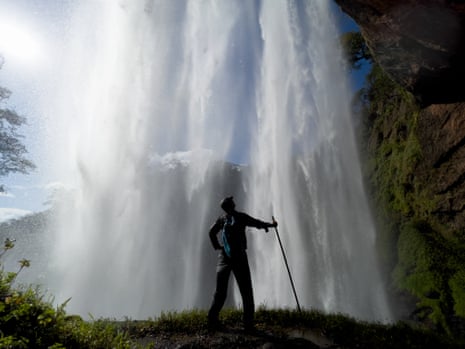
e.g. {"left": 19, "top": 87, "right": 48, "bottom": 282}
{"left": 207, "top": 196, "right": 277, "bottom": 332}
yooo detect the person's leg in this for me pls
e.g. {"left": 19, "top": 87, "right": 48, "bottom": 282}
{"left": 208, "top": 251, "right": 231, "bottom": 327}
{"left": 232, "top": 251, "right": 255, "bottom": 330}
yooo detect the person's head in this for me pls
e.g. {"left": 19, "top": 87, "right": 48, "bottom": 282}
{"left": 220, "top": 196, "right": 235, "bottom": 213}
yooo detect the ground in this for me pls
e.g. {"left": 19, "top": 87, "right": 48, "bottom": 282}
{"left": 129, "top": 324, "right": 335, "bottom": 349}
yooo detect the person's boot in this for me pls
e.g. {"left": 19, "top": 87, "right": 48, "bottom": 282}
{"left": 207, "top": 317, "right": 225, "bottom": 333}
{"left": 243, "top": 322, "right": 256, "bottom": 334}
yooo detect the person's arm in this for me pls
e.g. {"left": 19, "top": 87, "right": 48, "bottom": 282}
{"left": 242, "top": 213, "right": 277, "bottom": 232}
{"left": 208, "top": 219, "right": 223, "bottom": 250}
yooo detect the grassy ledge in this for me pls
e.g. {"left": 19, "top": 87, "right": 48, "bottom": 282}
{"left": 114, "top": 307, "right": 464, "bottom": 349}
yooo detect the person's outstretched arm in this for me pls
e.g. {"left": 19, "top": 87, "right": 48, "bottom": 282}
{"left": 242, "top": 213, "right": 277, "bottom": 232}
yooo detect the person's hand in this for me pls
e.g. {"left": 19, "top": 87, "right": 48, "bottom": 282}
{"left": 271, "top": 217, "right": 278, "bottom": 228}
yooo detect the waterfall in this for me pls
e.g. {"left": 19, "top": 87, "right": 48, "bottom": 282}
{"left": 248, "top": 1, "right": 391, "bottom": 320}
{"left": 43, "top": 0, "right": 391, "bottom": 321}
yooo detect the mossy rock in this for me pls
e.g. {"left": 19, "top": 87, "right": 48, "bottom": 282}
{"left": 392, "top": 221, "right": 465, "bottom": 334}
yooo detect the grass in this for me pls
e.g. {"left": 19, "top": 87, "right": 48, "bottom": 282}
{"left": 115, "top": 307, "right": 465, "bottom": 349}
{"left": 1, "top": 235, "right": 464, "bottom": 349}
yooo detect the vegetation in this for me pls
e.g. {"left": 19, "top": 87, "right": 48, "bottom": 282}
{"left": 340, "top": 31, "right": 372, "bottom": 70}
{"left": 0, "top": 57, "right": 35, "bottom": 191}
{"left": 0, "top": 238, "right": 133, "bottom": 348}
{"left": 393, "top": 221, "right": 465, "bottom": 334}
{"left": 115, "top": 308, "right": 464, "bottom": 348}
{"left": 2, "top": 238, "right": 464, "bottom": 348}
{"left": 352, "top": 37, "right": 465, "bottom": 334}
{"left": 1, "top": 27, "right": 465, "bottom": 349}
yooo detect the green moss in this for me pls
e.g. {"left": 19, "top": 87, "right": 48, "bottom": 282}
{"left": 370, "top": 101, "right": 426, "bottom": 218}
{"left": 359, "top": 63, "right": 465, "bottom": 332}
{"left": 390, "top": 217, "right": 465, "bottom": 333}
{"left": 392, "top": 222, "right": 451, "bottom": 333}
{"left": 363, "top": 70, "right": 424, "bottom": 216}
{"left": 450, "top": 270, "right": 465, "bottom": 317}
{"left": 361, "top": 66, "right": 435, "bottom": 273}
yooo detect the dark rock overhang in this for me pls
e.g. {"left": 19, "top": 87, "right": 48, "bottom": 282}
{"left": 335, "top": 0, "right": 465, "bottom": 106}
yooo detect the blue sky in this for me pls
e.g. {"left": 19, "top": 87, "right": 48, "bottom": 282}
{"left": 0, "top": 1, "right": 365, "bottom": 221}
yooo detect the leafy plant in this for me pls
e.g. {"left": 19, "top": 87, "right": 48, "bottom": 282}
{"left": 340, "top": 31, "right": 372, "bottom": 70}
{"left": 0, "top": 238, "right": 133, "bottom": 348}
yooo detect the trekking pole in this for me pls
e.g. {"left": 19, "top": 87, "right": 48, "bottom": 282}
{"left": 272, "top": 216, "right": 302, "bottom": 312}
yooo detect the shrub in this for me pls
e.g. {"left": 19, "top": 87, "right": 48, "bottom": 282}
{"left": 0, "top": 238, "right": 132, "bottom": 348}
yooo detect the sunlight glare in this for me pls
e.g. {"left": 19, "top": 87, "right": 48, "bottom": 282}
{"left": 0, "top": 15, "right": 45, "bottom": 68}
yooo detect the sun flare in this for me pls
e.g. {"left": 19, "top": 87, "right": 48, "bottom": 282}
{"left": 0, "top": 16, "right": 44, "bottom": 67}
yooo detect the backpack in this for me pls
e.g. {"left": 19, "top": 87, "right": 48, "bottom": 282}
{"left": 221, "top": 215, "right": 235, "bottom": 257}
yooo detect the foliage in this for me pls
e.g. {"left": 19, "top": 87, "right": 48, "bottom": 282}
{"left": 340, "top": 31, "right": 372, "bottom": 70}
{"left": 0, "top": 59, "right": 35, "bottom": 181}
{"left": 392, "top": 220, "right": 465, "bottom": 334}
{"left": 449, "top": 270, "right": 465, "bottom": 318}
{"left": 1, "top": 233, "right": 463, "bottom": 348}
{"left": 393, "top": 222, "right": 450, "bottom": 333}
{"left": 358, "top": 64, "right": 427, "bottom": 269}
{"left": 150, "top": 309, "right": 208, "bottom": 332}
{"left": 59, "top": 317, "right": 134, "bottom": 349}
{"left": 0, "top": 238, "right": 133, "bottom": 348}
{"left": 359, "top": 60, "right": 465, "bottom": 333}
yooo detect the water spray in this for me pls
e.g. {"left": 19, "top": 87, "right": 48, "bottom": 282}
{"left": 272, "top": 216, "right": 301, "bottom": 312}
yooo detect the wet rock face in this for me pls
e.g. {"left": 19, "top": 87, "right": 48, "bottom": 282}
{"left": 416, "top": 103, "right": 465, "bottom": 230}
{"left": 335, "top": 0, "right": 465, "bottom": 106}
{"left": 335, "top": 1, "right": 465, "bottom": 232}
{"left": 336, "top": 0, "right": 465, "bottom": 229}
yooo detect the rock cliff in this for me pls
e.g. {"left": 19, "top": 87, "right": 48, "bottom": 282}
{"left": 335, "top": 0, "right": 465, "bottom": 239}
{"left": 335, "top": 0, "right": 465, "bottom": 334}
{"left": 416, "top": 103, "right": 465, "bottom": 231}
{"left": 335, "top": 0, "right": 465, "bottom": 106}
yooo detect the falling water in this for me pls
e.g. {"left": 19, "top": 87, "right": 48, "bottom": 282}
{"left": 248, "top": 1, "right": 391, "bottom": 320}
{"left": 43, "top": 0, "right": 391, "bottom": 321}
